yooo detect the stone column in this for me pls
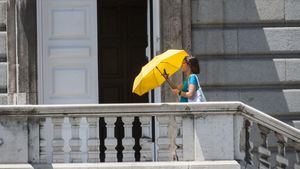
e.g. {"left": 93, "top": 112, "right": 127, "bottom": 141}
{"left": 160, "top": 0, "right": 191, "bottom": 102}
{"left": 15, "top": 0, "right": 37, "bottom": 104}
{"left": 7, "top": 0, "right": 17, "bottom": 104}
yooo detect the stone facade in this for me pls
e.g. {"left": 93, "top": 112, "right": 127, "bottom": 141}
{"left": 192, "top": 0, "right": 300, "bottom": 118}
{"left": 0, "top": 0, "right": 299, "bottom": 119}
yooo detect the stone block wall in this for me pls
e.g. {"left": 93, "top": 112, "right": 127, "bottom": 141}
{"left": 192, "top": 0, "right": 300, "bottom": 117}
{"left": 0, "top": 0, "right": 6, "bottom": 104}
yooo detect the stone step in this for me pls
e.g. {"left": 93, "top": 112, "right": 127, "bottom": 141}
{"left": 1, "top": 161, "right": 240, "bottom": 169}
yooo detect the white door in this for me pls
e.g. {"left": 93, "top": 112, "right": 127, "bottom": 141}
{"left": 38, "top": 0, "right": 98, "bottom": 104}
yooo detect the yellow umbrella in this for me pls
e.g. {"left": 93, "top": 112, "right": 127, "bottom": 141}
{"left": 132, "top": 49, "right": 188, "bottom": 96}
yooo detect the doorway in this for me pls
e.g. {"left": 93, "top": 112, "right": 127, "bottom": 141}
{"left": 98, "top": 0, "right": 148, "bottom": 103}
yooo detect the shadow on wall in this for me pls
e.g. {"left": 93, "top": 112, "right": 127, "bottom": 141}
{"left": 193, "top": 0, "right": 298, "bottom": 117}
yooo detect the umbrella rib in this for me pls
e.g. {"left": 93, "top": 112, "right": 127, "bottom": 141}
{"left": 160, "top": 61, "right": 180, "bottom": 70}
{"left": 152, "top": 69, "right": 160, "bottom": 86}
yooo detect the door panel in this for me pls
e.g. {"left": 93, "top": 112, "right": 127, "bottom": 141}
{"left": 99, "top": 0, "right": 148, "bottom": 103}
{"left": 40, "top": 0, "right": 98, "bottom": 104}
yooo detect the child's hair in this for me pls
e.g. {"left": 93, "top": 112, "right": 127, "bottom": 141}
{"left": 186, "top": 56, "right": 200, "bottom": 74}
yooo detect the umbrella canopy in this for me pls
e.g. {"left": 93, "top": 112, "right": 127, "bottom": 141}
{"left": 132, "top": 49, "right": 188, "bottom": 96}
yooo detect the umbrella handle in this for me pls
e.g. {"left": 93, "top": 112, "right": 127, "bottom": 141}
{"left": 165, "top": 78, "right": 177, "bottom": 89}
{"left": 156, "top": 67, "right": 177, "bottom": 89}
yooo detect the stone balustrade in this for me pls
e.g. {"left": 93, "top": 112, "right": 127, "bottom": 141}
{"left": 0, "top": 102, "right": 299, "bottom": 168}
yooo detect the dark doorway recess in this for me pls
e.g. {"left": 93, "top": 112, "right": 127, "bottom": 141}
{"left": 98, "top": 0, "right": 148, "bottom": 162}
{"left": 98, "top": 0, "right": 148, "bottom": 103}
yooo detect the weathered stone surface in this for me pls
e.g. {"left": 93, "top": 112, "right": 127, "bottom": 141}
{"left": 192, "top": 0, "right": 284, "bottom": 24}
{"left": 16, "top": 0, "right": 37, "bottom": 104}
{"left": 160, "top": 0, "right": 184, "bottom": 102}
{"left": 0, "top": 63, "right": 6, "bottom": 89}
{"left": 225, "top": 0, "right": 284, "bottom": 23}
{"left": 0, "top": 32, "right": 6, "bottom": 58}
{"left": 0, "top": 117, "right": 28, "bottom": 163}
{"left": 204, "top": 89, "right": 300, "bottom": 115}
{"left": 192, "top": 27, "right": 300, "bottom": 55}
{"left": 203, "top": 90, "right": 241, "bottom": 102}
{"left": 191, "top": 0, "right": 223, "bottom": 24}
{"left": 283, "top": 90, "right": 300, "bottom": 113}
{"left": 190, "top": 28, "right": 219, "bottom": 54}
{"left": 285, "top": 0, "right": 300, "bottom": 21}
{"left": 0, "top": 94, "right": 7, "bottom": 104}
{"left": 194, "top": 115, "right": 235, "bottom": 160}
{"left": 199, "top": 59, "right": 289, "bottom": 85}
{"left": 286, "top": 59, "right": 300, "bottom": 82}
{"left": 238, "top": 27, "right": 300, "bottom": 54}
{"left": 0, "top": 1, "right": 6, "bottom": 29}
{"left": 223, "top": 29, "right": 238, "bottom": 54}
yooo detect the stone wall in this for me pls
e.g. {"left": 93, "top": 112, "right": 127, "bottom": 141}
{"left": 192, "top": 0, "right": 300, "bottom": 117}
{"left": 0, "top": 0, "right": 6, "bottom": 104}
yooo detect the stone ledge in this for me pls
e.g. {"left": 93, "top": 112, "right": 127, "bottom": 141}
{"left": 192, "top": 0, "right": 284, "bottom": 24}
{"left": 30, "top": 161, "right": 240, "bottom": 169}
{"left": 0, "top": 164, "right": 33, "bottom": 169}
{"left": 192, "top": 27, "right": 300, "bottom": 55}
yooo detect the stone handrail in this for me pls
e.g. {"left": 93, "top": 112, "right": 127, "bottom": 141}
{"left": 0, "top": 102, "right": 239, "bottom": 115}
{"left": 0, "top": 102, "right": 299, "bottom": 168}
{"left": 1, "top": 101, "right": 299, "bottom": 140}
{"left": 238, "top": 103, "right": 300, "bottom": 143}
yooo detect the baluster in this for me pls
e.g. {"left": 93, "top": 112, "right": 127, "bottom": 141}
{"left": 157, "top": 116, "right": 170, "bottom": 161}
{"left": 140, "top": 116, "right": 152, "bottom": 161}
{"left": 175, "top": 116, "right": 183, "bottom": 161}
{"left": 257, "top": 124, "right": 271, "bottom": 169}
{"left": 122, "top": 117, "right": 135, "bottom": 162}
{"left": 39, "top": 118, "right": 47, "bottom": 163}
{"left": 105, "top": 117, "right": 118, "bottom": 162}
{"left": 87, "top": 117, "right": 100, "bottom": 162}
{"left": 157, "top": 116, "right": 178, "bottom": 161}
{"left": 169, "top": 115, "right": 178, "bottom": 161}
{"left": 244, "top": 119, "right": 254, "bottom": 165}
{"left": 275, "top": 132, "right": 288, "bottom": 169}
{"left": 69, "top": 117, "right": 82, "bottom": 163}
{"left": 293, "top": 142, "right": 300, "bottom": 169}
{"left": 52, "top": 117, "right": 64, "bottom": 163}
